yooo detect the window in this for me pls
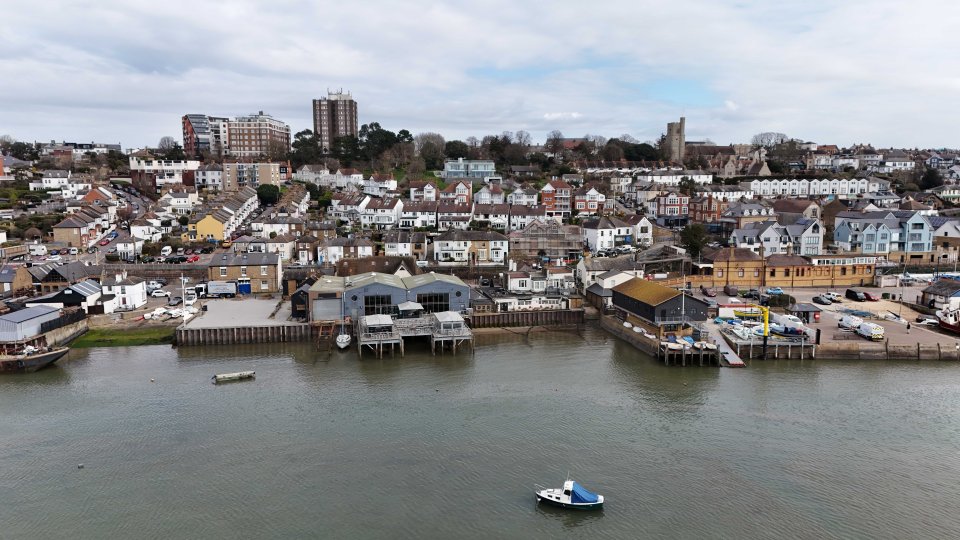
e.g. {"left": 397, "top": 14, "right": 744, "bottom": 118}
{"left": 754, "top": 269, "right": 760, "bottom": 277}
{"left": 717, "top": 269, "right": 723, "bottom": 277}
{"left": 363, "top": 294, "right": 395, "bottom": 316}
{"left": 260, "top": 280, "right": 269, "bottom": 290}
{"left": 240, "top": 266, "right": 247, "bottom": 276}
{"left": 219, "top": 267, "right": 227, "bottom": 277}
{"left": 261, "top": 265, "right": 268, "bottom": 276}
{"left": 738, "top": 268, "right": 744, "bottom": 277}
{"left": 770, "top": 269, "right": 776, "bottom": 277}
{"left": 417, "top": 292, "right": 450, "bottom": 313}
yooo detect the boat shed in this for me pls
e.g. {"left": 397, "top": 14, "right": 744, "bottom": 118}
{"left": 0, "top": 306, "right": 61, "bottom": 342}
{"left": 342, "top": 271, "right": 470, "bottom": 319}
{"left": 307, "top": 276, "right": 346, "bottom": 322}
{"left": 611, "top": 278, "right": 709, "bottom": 337}
{"left": 25, "top": 279, "right": 111, "bottom": 314}
{"left": 921, "top": 279, "right": 960, "bottom": 310}
{"left": 402, "top": 272, "right": 470, "bottom": 314}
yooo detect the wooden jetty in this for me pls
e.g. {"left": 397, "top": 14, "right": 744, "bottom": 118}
{"left": 356, "top": 312, "right": 473, "bottom": 358}
{"left": 717, "top": 326, "right": 815, "bottom": 360}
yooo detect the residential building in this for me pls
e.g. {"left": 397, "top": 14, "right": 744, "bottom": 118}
{"left": 541, "top": 180, "right": 572, "bottom": 218}
{"left": 208, "top": 252, "right": 282, "bottom": 294}
{"left": 195, "top": 163, "right": 224, "bottom": 190}
{"left": 26, "top": 279, "right": 110, "bottom": 314}
{"left": 360, "top": 197, "right": 403, "bottom": 230}
{"left": 439, "top": 180, "right": 472, "bottom": 205}
{"left": 508, "top": 205, "right": 548, "bottom": 231}
{"left": 575, "top": 256, "right": 645, "bottom": 293}
{"left": 226, "top": 111, "right": 291, "bottom": 159}
{"left": 748, "top": 177, "right": 891, "bottom": 198}
{"left": 688, "top": 194, "right": 729, "bottom": 225}
{"left": 437, "top": 203, "right": 473, "bottom": 231}
{"left": 318, "top": 238, "right": 375, "bottom": 265}
{"left": 443, "top": 158, "right": 496, "bottom": 179}
{"left": 221, "top": 161, "right": 291, "bottom": 191}
{"left": 475, "top": 184, "right": 505, "bottom": 205}
{"left": 408, "top": 181, "right": 438, "bottom": 202}
{"left": 328, "top": 193, "right": 370, "bottom": 226}
{"left": 508, "top": 219, "right": 583, "bottom": 262}
{"left": 383, "top": 231, "right": 429, "bottom": 261}
{"left": 312, "top": 91, "right": 358, "bottom": 153}
{"left": 182, "top": 114, "right": 230, "bottom": 157}
{"left": 573, "top": 186, "right": 606, "bottom": 215}
{"left": 507, "top": 186, "right": 539, "bottom": 207}
{"left": 634, "top": 170, "right": 712, "bottom": 186}
{"left": 472, "top": 204, "right": 511, "bottom": 230}
{"left": 834, "top": 210, "right": 932, "bottom": 256}
{"left": 729, "top": 218, "right": 824, "bottom": 256}
{"left": 582, "top": 216, "right": 634, "bottom": 252}
{"left": 646, "top": 191, "right": 689, "bottom": 227}
{"left": 399, "top": 201, "right": 438, "bottom": 229}
{"left": 433, "top": 230, "right": 509, "bottom": 265}
{"left": 101, "top": 274, "right": 148, "bottom": 310}
{"left": 129, "top": 156, "right": 202, "bottom": 195}
{"left": 186, "top": 187, "right": 259, "bottom": 242}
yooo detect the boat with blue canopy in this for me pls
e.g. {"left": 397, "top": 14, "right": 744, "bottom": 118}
{"left": 535, "top": 479, "right": 604, "bottom": 510}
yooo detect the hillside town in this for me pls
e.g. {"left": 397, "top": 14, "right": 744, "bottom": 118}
{"left": 3, "top": 100, "right": 960, "bottom": 362}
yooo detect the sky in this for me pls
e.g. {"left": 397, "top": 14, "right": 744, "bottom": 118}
{"left": 2, "top": 0, "right": 959, "bottom": 150}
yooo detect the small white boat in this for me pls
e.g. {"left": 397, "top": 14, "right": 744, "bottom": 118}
{"left": 623, "top": 321, "right": 633, "bottom": 328}
{"left": 212, "top": 371, "right": 255, "bottom": 384}
{"left": 336, "top": 333, "right": 352, "bottom": 349}
{"left": 632, "top": 326, "right": 642, "bottom": 333}
{"left": 535, "top": 480, "right": 604, "bottom": 510}
{"left": 661, "top": 341, "right": 683, "bottom": 350}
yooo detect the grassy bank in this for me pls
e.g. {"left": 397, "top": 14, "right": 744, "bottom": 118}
{"left": 71, "top": 326, "right": 176, "bottom": 347}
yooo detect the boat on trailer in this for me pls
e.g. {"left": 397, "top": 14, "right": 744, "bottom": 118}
{"left": 535, "top": 479, "right": 604, "bottom": 510}
{"left": 212, "top": 371, "right": 255, "bottom": 384}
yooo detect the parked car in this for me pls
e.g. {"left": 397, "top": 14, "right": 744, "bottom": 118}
{"left": 99, "top": 239, "right": 110, "bottom": 246}
{"left": 167, "top": 296, "right": 183, "bottom": 306}
{"left": 700, "top": 285, "right": 717, "bottom": 297}
{"left": 68, "top": 247, "right": 79, "bottom": 255}
{"left": 183, "top": 295, "right": 197, "bottom": 307}
{"left": 845, "top": 289, "right": 866, "bottom": 302}
{"left": 824, "top": 292, "right": 843, "bottom": 302}
{"left": 742, "top": 289, "right": 761, "bottom": 300}
{"left": 87, "top": 247, "right": 98, "bottom": 254}
{"left": 187, "top": 255, "right": 200, "bottom": 263}
{"left": 765, "top": 287, "right": 784, "bottom": 295}
{"left": 184, "top": 248, "right": 193, "bottom": 255}
{"left": 862, "top": 291, "right": 881, "bottom": 301}
{"left": 107, "top": 247, "right": 117, "bottom": 254}
{"left": 46, "top": 255, "right": 62, "bottom": 262}
{"left": 812, "top": 295, "right": 833, "bottom": 305}
{"left": 150, "top": 289, "right": 171, "bottom": 297}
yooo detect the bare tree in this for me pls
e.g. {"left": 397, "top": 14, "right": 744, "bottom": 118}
{"left": 619, "top": 134, "right": 639, "bottom": 144}
{"left": 585, "top": 134, "right": 607, "bottom": 149}
{"left": 465, "top": 136, "right": 479, "bottom": 149}
{"left": 413, "top": 132, "right": 445, "bottom": 154}
{"left": 515, "top": 130, "right": 532, "bottom": 147}
{"left": 406, "top": 157, "right": 426, "bottom": 178}
{"left": 545, "top": 130, "right": 565, "bottom": 157}
{"left": 157, "top": 136, "right": 177, "bottom": 150}
{"left": 751, "top": 132, "right": 789, "bottom": 148}
{"left": 500, "top": 131, "right": 514, "bottom": 144}
{"left": 413, "top": 133, "right": 445, "bottom": 169}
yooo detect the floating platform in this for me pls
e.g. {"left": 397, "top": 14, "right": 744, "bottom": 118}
{"left": 212, "top": 371, "right": 255, "bottom": 383}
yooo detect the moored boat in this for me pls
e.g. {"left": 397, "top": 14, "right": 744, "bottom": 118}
{"left": 937, "top": 307, "right": 960, "bottom": 334}
{"left": 0, "top": 346, "right": 69, "bottom": 374}
{"left": 212, "top": 371, "right": 256, "bottom": 383}
{"left": 535, "top": 480, "right": 604, "bottom": 510}
{"left": 336, "top": 333, "right": 352, "bottom": 349}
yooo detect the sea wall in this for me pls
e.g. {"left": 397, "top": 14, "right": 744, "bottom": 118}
{"left": 599, "top": 315, "right": 659, "bottom": 356}
{"left": 46, "top": 320, "right": 89, "bottom": 347}
{"left": 818, "top": 341, "right": 959, "bottom": 361}
{"left": 176, "top": 324, "right": 311, "bottom": 346}
{"left": 469, "top": 309, "right": 584, "bottom": 328}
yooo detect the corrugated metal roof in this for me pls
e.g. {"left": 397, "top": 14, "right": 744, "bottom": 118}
{"left": 612, "top": 278, "right": 679, "bottom": 306}
{"left": 0, "top": 305, "right": 59, "bottom": 323}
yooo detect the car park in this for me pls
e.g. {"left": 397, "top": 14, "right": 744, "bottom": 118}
{"left": 824, "top": 292, "right": 843, "bottom": 302}
{"left": 46, "top": 255, "right": 62, "bottom": 262}
{"left": 862, "top": 291, "right": 881, "bottom": 301}
{"left": 742, "top": 289, "right": 761, "bottom": 300}
{"left": 845, "top": 289, "right": 867, "bottom": 302}
{"left": 151, "top": 289, "right": 171, "bottom": 297}
{"left": 183, "top": 295, "right": 197, "bottom": 307}
{"left": 69, "top": 247, "right": 78, "bottom": 255}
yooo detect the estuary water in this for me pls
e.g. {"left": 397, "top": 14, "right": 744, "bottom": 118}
{"left": 2, "top": 327, "right": 960, "bottom": 539}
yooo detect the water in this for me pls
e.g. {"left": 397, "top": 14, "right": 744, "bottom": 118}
{"left": 3, "top": 327, "right": 960, "bottom": 539}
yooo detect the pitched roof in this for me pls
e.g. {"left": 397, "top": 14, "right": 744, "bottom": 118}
{"left": 923, "top": 279, "right": 960, "bottom": 296}
{"left": 612, "top": 278, "right": 680, "bottom": 306}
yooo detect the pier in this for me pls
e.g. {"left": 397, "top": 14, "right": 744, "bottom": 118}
{"left": 356, "top": 312, "right": 474, "bottom": 358}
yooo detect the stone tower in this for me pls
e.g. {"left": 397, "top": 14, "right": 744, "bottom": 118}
{"left": 665, "top": 117, "right": 686, "bottom": 163}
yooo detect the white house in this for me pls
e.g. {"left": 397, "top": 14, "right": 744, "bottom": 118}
{"left": 101, "top": 274, "right": 148, "bottom": 310}
{"left": 475, "top": 184, "right": 505, "bottom": 205}
{"left": 399, "top": 201, "right": 438, "bottom": 229}
{"left": 433, "top": 230, "right": 509, "bottom": 265}
{"left": 582, "top": 216, "right": 635, "bottom": 252}
{"left": 408, "top": 181, "right": 438, "bottom": 202}
{"left": 363, "top": 174, "right": 398, "bottom": 197}
{"left": 360, "top": 198, "right": 403, "bottom": 230}
{"left": 317, "top": 238, "right": 375, "bottom": 265}
{"left": 508, "top": 205, "right": 548, "bottom": 231}
{"left": 507, "top": 187, "right": 539, "bottom": 206}
{"left": 158, "top": 189, "right": 200, "bottom": 215}
{"left": 472, "top": 204, "right": 510, "bottom": 230}
{"left": 634, "top": 170, "right": 713, "bottom": 185}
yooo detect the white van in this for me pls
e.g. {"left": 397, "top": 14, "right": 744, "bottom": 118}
{"left": 857, "top": 322, "right": 884, "bottom": 341}
{"left": 28, "top": 244, "right": 48, "bottom": 256}
{"left": 160, "top": 246, "right": 173, "bottom": 257}
{"left": 839, "top": 315, "right": 863, "bottom": 330}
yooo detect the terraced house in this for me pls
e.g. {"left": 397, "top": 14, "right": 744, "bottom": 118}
{"left": 433, "top": 230, "right": 508, "bottom": 265}
{"left": 208, "top": 252, "right": 282, "bottom": 294}
{"left": 834, "top": 210, "right": 933, "bottom": 260}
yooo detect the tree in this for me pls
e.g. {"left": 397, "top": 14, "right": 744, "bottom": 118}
{"left": 920, "top": 167, "right": 943, "bottom": 190}
{"left": 601, "top": 142, "right": 624, "bottom": 161}
{"left": 177, "top": 215, "right": 189, "bottom": 226}
{"left": 8, "top": 141, "right": 39, "bottom": 161}
{"left": 678, "top": 176, "right": 700, "bottom": 196}
{"left": 332, "top": 135, "right": 361, "bottom": 166}
{"left": 680, "top": 224, "right": 708, "bottom": 257}
{"left": 396, "top": 129, "right": 413, "bottom": 143}
{"left": 414, "top": 132, "right": 446, "bottom": 170}
{"left": 751, "top": 132, "right": 789, "bottom": 148}
{"left": 445, "top": 140, "right": 469, "bottom": 159}
{"left": 289, "top": 129, "right": 321, "bottom": 167}
{"left": 406, "top": 157, "right": 426, "bottom": 177}
{"left": 545, "top": 130, "right": 565, "bottom": 158}
{"left": 257, "top": 184, "right": 280, "bottom": 205}
{"left": 158, "top": 136, "right": 177, "bottom": 150}
{"left": 265, "top": 139, "right": 289, "bottom": 161}
{"left": 515, "top": 130, "right": 532, "bottom": 147}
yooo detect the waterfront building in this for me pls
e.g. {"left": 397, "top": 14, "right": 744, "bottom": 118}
{"left": 611, "top": 278, "right": 709, "bottom": 339}
{"left": 100, "top": 274, "right": 148, "bottom": 310}
{"left": 312, "top": 91, "right": 359, "bottom": 153}
{"left": 208, "top": 252, "right": 282, "bottom": 294}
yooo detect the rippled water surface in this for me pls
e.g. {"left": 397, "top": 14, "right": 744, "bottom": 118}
{"left": 3, "top": 327, "right": 960, "bottom": 539}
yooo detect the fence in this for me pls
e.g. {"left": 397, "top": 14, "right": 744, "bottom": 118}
{"left": 40, "top": 309, "right": 86, "bottom": 334}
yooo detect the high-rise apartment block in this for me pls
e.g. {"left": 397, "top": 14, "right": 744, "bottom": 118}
{"left": 312, "top": 91, "right": 358, "bottom": 153}
{"left": 182, "top": 111, "right": 290, "bottom": 159}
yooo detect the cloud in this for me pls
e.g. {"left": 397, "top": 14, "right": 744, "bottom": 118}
{"left": 543, "top": 112, "right": 583, "bottom": 121}
{"left": 0, "top": 0, "right": 957, "bottom": 148}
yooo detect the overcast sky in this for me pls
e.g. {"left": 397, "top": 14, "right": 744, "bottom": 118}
{"left": 2, "top": 0, "right": 958, "bottom": 150}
